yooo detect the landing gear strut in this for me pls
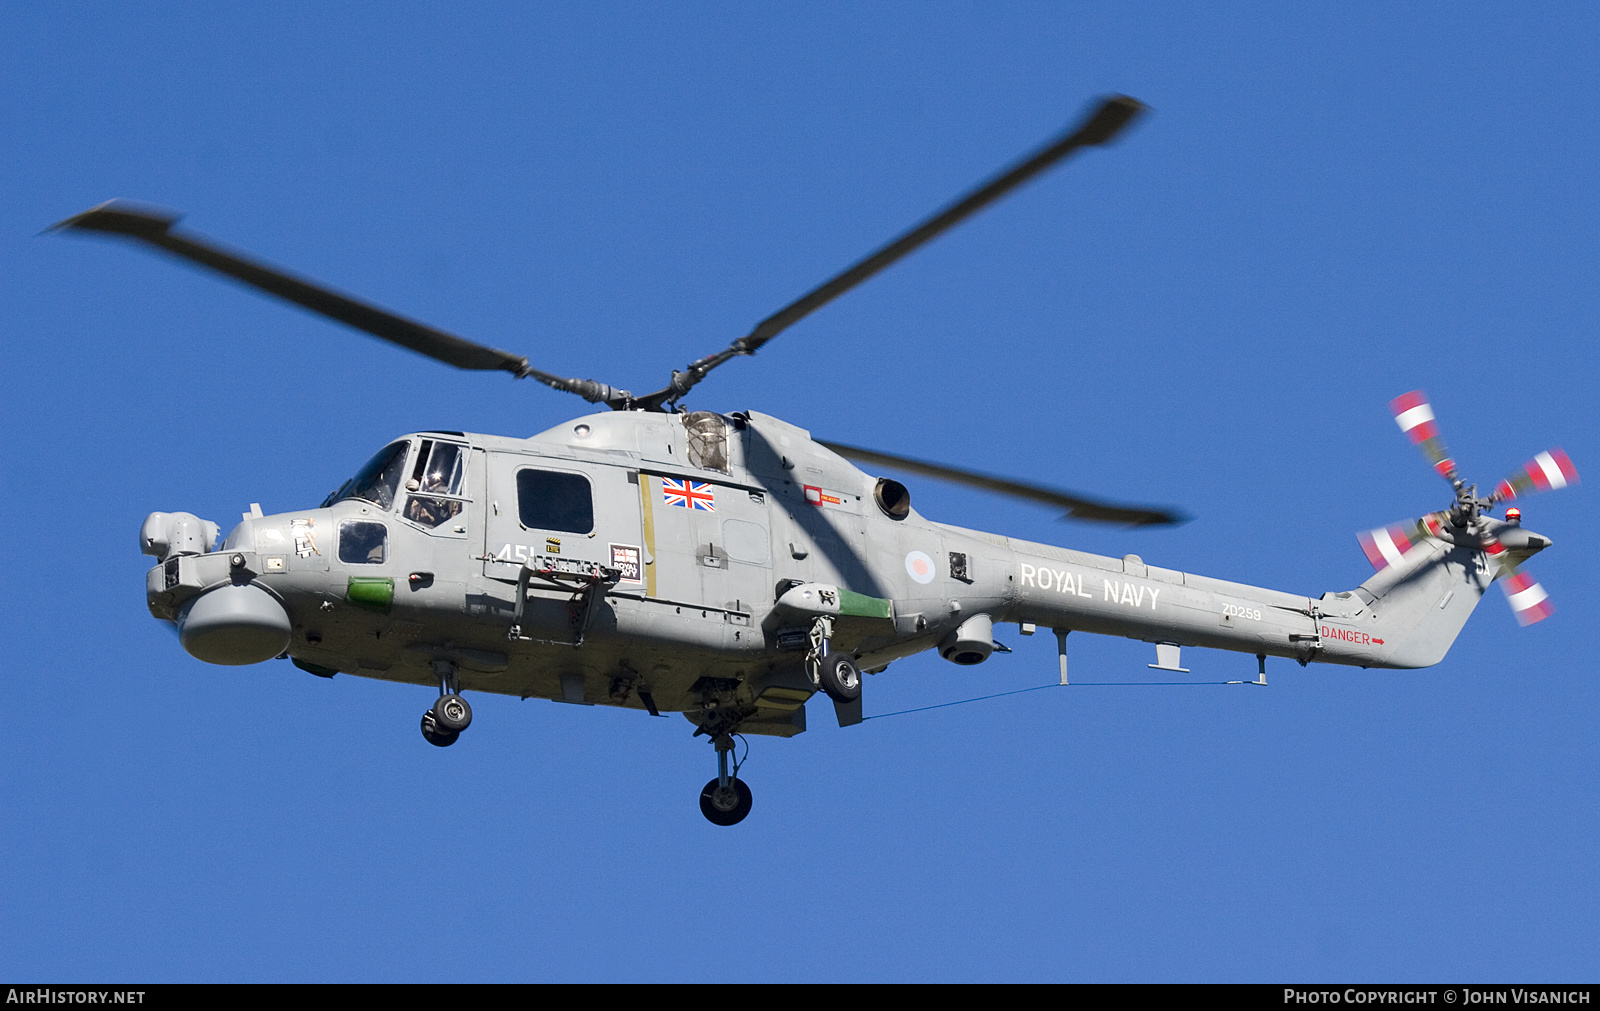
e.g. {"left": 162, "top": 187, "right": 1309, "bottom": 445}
{"left": 699, "top": 733, "right": 753, "bottom": 826}
{"left": 420, "top": 659, "right": 472, "bottom": 748}
{"left": 805, "top": 614, "right": 863, "bottom": 703}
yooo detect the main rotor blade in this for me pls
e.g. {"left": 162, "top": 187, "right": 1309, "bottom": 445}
{"left": 642, "top": 94, "right": 1147, "bottom": 409}
{"left": 50, "top": 202, "right": 532, "bottom": 373}
{"left": 818, "top": 439, "right": 1188, "bottom": 527}
{"left": 738, "top": 96, "right": 1146, "bottom": 355}
{"left": 48, "top": 202, "right": 634, "bottom": 405}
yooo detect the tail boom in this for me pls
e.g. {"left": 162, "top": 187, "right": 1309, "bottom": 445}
{"left": 928, "top": 524, "right": 1502, "bottom": 672}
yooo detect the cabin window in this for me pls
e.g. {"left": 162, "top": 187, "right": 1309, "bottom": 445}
{"left": 516, "top": 469, "right": 594, "bottom": 534}
{"left": 338, "top": 520, "right": 388, "bottom": 564}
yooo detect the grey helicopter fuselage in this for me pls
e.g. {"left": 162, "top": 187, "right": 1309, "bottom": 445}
{"left": 69, "top": 95, "right": 1567, "bottom": 825}
{"left": 143, "top": 407, "right": 1531, "bottom": 739}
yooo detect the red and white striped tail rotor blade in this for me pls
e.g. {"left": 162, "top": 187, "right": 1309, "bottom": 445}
{"left": 1390, "top": 390, "right": 1457, "bottom": 480}
{"left": 1357, "top": 515, "right": 1439, "bottom": 570}
{"left": 1493, "top": 448, "right": 1579, "bottom": 502}
{"left": 1500, "top": 570, "right": 1554, "bottom": 626}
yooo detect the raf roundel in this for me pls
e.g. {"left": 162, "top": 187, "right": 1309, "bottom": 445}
{"left": 904, "top": 550, "right": 936, "bottom": 584}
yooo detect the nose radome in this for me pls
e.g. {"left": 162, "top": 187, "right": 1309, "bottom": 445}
{"left": 177, "top": 584, "right": 291, "bottom": 665}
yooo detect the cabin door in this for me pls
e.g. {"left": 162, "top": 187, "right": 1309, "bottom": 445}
{"left": 482, "top": 453, "right": 644, "bottom": 592}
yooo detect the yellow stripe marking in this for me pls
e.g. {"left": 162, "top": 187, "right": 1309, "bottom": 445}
{"left": 638, "top": 472, "right": 657, "bottom": 597}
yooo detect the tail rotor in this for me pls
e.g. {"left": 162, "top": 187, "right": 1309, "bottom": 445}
{"left": 1362, "top": 390, "right": 1575, "bottom": 627}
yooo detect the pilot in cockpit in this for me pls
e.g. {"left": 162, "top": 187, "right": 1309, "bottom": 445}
{"left": 404, "top": 440, "right": 465, "bottom": 528}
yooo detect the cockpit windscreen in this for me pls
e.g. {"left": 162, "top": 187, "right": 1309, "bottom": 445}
{"left": 323, "top": 441, "right": 410, "bottom": 509}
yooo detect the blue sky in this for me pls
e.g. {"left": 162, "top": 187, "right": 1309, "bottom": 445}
{"left": 3, "top": 3, "right": 1597, "bottom": 981}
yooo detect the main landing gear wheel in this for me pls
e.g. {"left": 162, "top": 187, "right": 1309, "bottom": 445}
{"left": 818, "top": 655, "right": 862, "bottom": 703}
{"left": 698, "top": 732, "right": 753, "bottom": 826}
{"left": 420, "top": 711, "right": 459, "bottom": 748}
{"left": 699, "top": 777, "right": 753, "bottom": 826}
{"left": 432, "top": 693, "right": 472, "bottom": 733}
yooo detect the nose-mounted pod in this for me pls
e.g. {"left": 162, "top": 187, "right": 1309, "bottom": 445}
{"left": 143, "top": 510, "right": 292, "bottom": 665}
{"left": 139, "top": 511, "right": 220, "bottom": 562}
{"left": 177, "top": 580, "right": 292, "bottom": 666}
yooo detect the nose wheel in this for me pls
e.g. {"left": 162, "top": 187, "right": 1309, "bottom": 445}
{"left": 418, "top": 660, "right": 472, "bottom": 748}
{"left": 420, "top": 711, "right": 459, "bottom": 748}
{"left": 699, "top": 733, "right": 753, "bottom": 826}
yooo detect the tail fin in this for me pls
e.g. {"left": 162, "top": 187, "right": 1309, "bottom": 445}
{"left": 1355, "top": 539, "right": 1491, "bottom": 668}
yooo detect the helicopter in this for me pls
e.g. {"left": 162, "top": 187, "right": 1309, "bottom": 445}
{"left": 50, "top": 95, "right": 1577, "bottom": 826}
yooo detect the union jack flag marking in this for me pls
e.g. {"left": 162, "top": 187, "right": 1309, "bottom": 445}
{"left": 662, "top": 478, "right": 715, "bottom": 511}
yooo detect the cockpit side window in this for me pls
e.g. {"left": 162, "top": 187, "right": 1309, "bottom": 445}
{"left": 409, "top": 440, "right": 466, "bottom": 495}
{"left": 403, "top": 440, "right": 469, "bottom": 529}
{"left": 327, "top": 441, "right": 410, "bottom": 510}
{"left": 338, "top": 520, "right": 388, "bottom": 564}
